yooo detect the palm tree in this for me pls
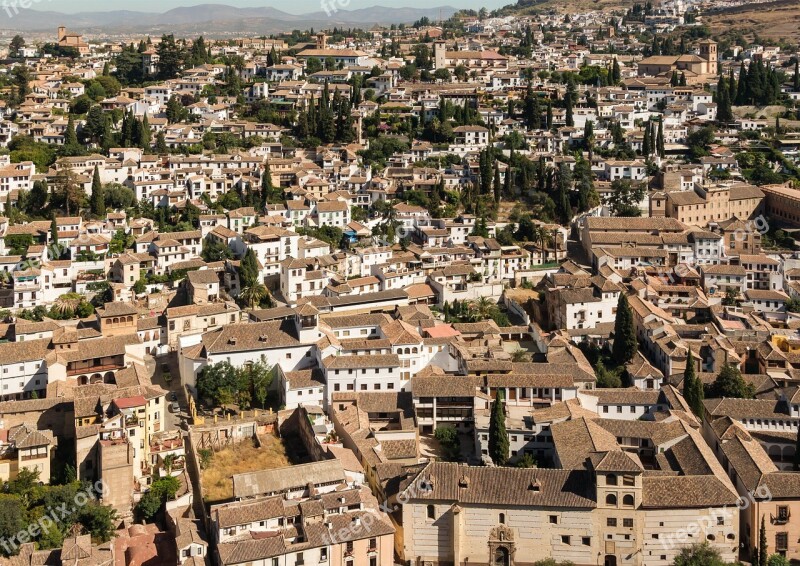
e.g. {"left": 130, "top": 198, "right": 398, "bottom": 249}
{"left": 239, "top": 283, "right": 269, "bottom": 310}
{"left": 53, "top": 293, "right": 81, "bottom": 317}
{"left": 468, "top": 296, "right": 495, "bottom": 322}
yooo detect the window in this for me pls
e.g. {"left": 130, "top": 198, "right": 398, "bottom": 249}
{"left": 499, "top": 513, "right": 505, "bottom": 524}
{"left": 369, "top": 538, "right": 376, "bottom": 550}
{"left": 717, "top": 516, "right": 725, "bottom": 526}
{"left": 623, "top": 475, "right": 635, "bottom": 486}
{"left": 427, "top": 505, "right": 435, "bottom": 520}
{"left": 776, "top": 532, "right": 788, "bottom": 551}
{"left": 320, "top": 549, "right": 328, "bottom": 562}
{"left": 652, "top": 534, "right": 659, "bottom": 539}
{"left": 777, "top": 506, "right": 789, "bottom": 521}
{"left": 582, "top": 537, "right": 591, "bottom": 546}
{"left": 623, "top": 518, "right": 633, "bottom": 528}
{"left": 607, "top": 474, "right": 618, "bottom": 486}
{"left": 549, "top": 515, "right": 558, "bottom": 524}
{"left": 622, "top": 494, "right": 634, "bottom": 506}
{"left": 345, "top": 542, "right": 353, "bottom": 553}
{"left": 607, "top": 518, "right": 617, "bottom": 527}
{"left": 561, "top": 535, "right": 571, "bottom": 545}
{"left": 606, "top": 494, "right": 617, "bottom": 506}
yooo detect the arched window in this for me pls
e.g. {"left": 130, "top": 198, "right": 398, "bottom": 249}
{"left": 499, "top": 513, "right": 505, "bottom": 525}
{"left": 427, "top": 505, "right": 435, "bottom": 520}
{"left": 606, "top": 494, "right": 617, "bottom": 506}
{"left": 707, "top": 534, "right": 715, "bottom": 541}
{"left": 606, "top": 474, "right": 618, "bottom": 486}
{"left": 622, "top": 494, "right": 634, "bottom": 507}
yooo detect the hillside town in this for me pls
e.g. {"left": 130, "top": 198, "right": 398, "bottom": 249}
{"left": 0, "top": 1, "right": 797, "bottom": 566}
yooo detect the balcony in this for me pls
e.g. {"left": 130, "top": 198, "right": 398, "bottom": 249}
{"left": 67, "top": 363, "right": 123, "bottom": 377}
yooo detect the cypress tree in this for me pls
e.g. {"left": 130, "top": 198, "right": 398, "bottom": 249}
{"left": 156, "top": 131, "right": 168, "bottom": 154}
{"left": 691, "top": 371, "right": 704, "bottom": 420}
{"left": 612, "top": 293, "right": 637, "bottom": 365}
{"left": 239, "top": 248, "right": 260, "bottom": 289}
{"left": 64, "top": 115, "right": 78, "bottom": 146}
{"left": 493, "top": 165, "right": 501, "bottom": 203}
{"left": 736, "top": 62, "right": 748, "bottom": 105}
{"left": 683, "top": 350, "right": 696, "bottom": 408}
{"left": 90, "top": 165, "right": 105, "bottom": 217}
{"left": 642, "top": 121, "right": 651, "bottom": 156}
{"left": 488, "top": 389, "right": 509, "bottom": 466}
{"left": 565, "top": 94, "right": 574, "bottom": 127}
{"left": 657, "top": 120, "right": 665, "bottom": 158}
{"left": 140, "top": 115, "right": 151, "bottom": 150}
{"left": 794, "top": 58, "right": 800, "bottom": 92}
{"left": 50, "top": 214, "right": 58, "bottom": 247}
{"left": 759, "top": 516, "right": 767, "bottom": 566}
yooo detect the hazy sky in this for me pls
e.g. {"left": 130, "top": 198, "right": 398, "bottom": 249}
{"left": 34, "top": 0, "right": 501, "bottom": 14}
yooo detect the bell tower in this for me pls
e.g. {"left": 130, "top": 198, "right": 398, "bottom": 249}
{"left": 699, "top": 40, "right": 717, "bottom": 76}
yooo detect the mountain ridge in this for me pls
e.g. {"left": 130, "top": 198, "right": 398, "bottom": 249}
{"left": 0, "top": 4, "right": 459, "bottom": 34}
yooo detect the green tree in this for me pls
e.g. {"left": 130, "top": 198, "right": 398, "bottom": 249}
{"left": 0, "top": 495, "right": 25, "bottom": 556}
{"left": 166, "top": 95, "right": 183, "bottom": 124}
{"left": 768, "top": 554, "right": 791, "bottom": 566}
{"left": 156, "top": 34, "right": 183, "bottom": 79}
{"left": 197, "top": 361, "right": 239, "bottom": 406}
{"left": 9, "top": 35, "right": 25, "bottom": 55}
{"left": 239, "top": 283, "right": 269, "bottom": 310}
{"left": 134, "top": 475, "right": 180, "bottom": 523}
{"left": 488, "top": 389, "right": 509, "bottom": 466}
{"left": 713, "top": 364, "right": 754, "bottom": 399}
{"left": 239, "top": 248, "right": 260, "bottom": 289}
{"left": 77, "top": 500, "right": 117, "bottom": 542}
{"left": 606, "top": 179, "right": 646, "bottom": 217}
{"left": 683, "top": 350, "right": 696, "bottom": 408}
{"left": 691, "top": 369, "right": 705, "bottom": 420}
{"left": 672, "top": 542, "right": 726, "bottom": 566}
{"left": 90, "top": 165, "right": 105, "bottom": 217}
{"left": 612, "top": 293, "right": 637, "bottom": 365}
{"left": 759, "top": 515, "right": 768, "bottom": 566}
{"left": 434, "top": 426, "right": 461, "bottom": 461}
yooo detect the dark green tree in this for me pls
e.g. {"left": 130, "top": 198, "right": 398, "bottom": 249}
{"left": 612, "top": 293, "right": 637, "bottom": 365}
{"left": 713, "top": 364, "right": 753, "bottom": 399}
{"left": 488, "top": 389, "right": 509, "bottom": 466}
{"left": 90, "top": 165, "right": 105, "bottom": 217}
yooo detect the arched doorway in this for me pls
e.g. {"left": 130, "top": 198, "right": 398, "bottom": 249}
{"left": 494, "top": 547, "right": 509, "bottom": 566}
{"left": 604, "top": 555, "right": 617, "bottom": 566}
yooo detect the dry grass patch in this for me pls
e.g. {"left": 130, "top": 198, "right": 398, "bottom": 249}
{"left": 201, "top": 435, "right": 290, "bottom": 502}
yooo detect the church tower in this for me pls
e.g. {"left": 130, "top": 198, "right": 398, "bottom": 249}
{"left": 699, "top": 40, "right": 717, "bottom": 76}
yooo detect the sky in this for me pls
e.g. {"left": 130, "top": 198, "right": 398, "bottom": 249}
{"left": 33, "top": 0, "right": 501, "bottom": 14}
